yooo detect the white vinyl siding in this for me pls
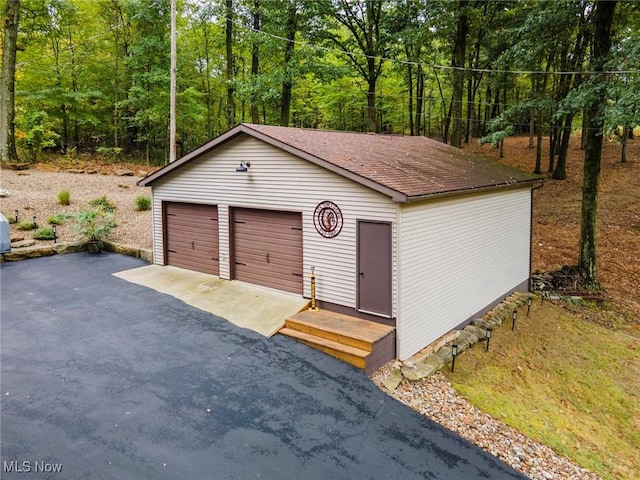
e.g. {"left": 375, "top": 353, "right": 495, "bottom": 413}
{"left": 150, "top": 135, "right": 398, "bottom": 314}
{"left": 396, "top": 188, "right": 531, "bottom": 359}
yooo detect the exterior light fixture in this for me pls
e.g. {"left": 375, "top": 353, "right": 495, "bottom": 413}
{"left": 52, "top": 224, "right": 57, "bottom": 244}
{"left": 32, "top": 215, "right": 37, "bottom": 228}
{"left": 235, "top": 161, "right": 251, "bottom": 172}
{"left": 511, "top": 309, "right": 517, "bottom": 331}
{"left": 527, "top": 297, "right": 533, "bottom": 316}
{"left": 14, "top": 209, "right": 19, "bottom": 223}
{"left": 485, "top": 328, "right": 493, "bottom": 352}
{"left": 451, "top": 344, "right": 458, "bottom": 373}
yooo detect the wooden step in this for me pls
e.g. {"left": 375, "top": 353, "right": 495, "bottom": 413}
{"left": 279, "top": 327, "right": 369, "bottom": 370}
{"left": 285, "top": 309, "right": 395, "bottom": 352}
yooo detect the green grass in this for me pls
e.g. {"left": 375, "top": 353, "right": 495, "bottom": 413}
{"left": 134, "top": 195, "right": 151, "bottom": 211}
{"left": 16, "top": 221, "right": 37, "bottom": 231}
{"left": 48, "top": 213, "right": 67, "bottom": 225}
{"left": 57, "top": 189, "right": 71, "bottom": 205}
{"left": 443, "top": 302, "right": 640, "bottom": 480}
{"left": 33, "top": 227, "right": 56, "bottom": 240}
{"left": 88, "top": 195, "right": 116, "bottom": 212}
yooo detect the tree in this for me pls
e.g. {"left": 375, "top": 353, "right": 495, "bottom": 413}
{"left": 578, "top": 0, "right": 617, "bottom": 288}
{"left": 449, "top": 0, "right": 468, "bottom": 148}
{"left": 1, "top": 0, "right": 21, "bottom": 163}
{"left": 316, "top": 0, "right": 393, "bottom": 133}
{"left": 225, "top": 0, "right": 235, "bottom": 128}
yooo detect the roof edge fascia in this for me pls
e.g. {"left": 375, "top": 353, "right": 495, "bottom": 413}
{"left": 404, "top": 179, "right": 543, "bottom": 204}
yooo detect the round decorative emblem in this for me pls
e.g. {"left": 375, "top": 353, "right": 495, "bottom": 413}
{"left": 313, "top": 201, "right": 343, "bottom": 238}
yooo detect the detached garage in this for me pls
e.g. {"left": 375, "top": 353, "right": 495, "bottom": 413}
{"left": 139, "top": 123, "right": 540, "bottom": 361}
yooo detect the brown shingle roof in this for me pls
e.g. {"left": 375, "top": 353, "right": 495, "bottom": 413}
{"left": 139, "top": 123, "right": 541, "bottom": 202}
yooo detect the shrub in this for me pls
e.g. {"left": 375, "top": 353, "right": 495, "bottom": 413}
{"left": 4, "top": 214, "right": 17, "bottom": 224}
{"left": 33, "top": 227, "right": 56, "bottom": 240}
{"left": 70, "top": 208, "right": 116, "bottom": 249}
{"left": 16, "top": 221, "right": 37, "bottom": 231}
{"left": 89, "top": 195, "right": 116, "bottom": 212}
{"left": 57, "top": 189, "right": 71, "bottom": 205}
{"left": 134, "top": 195, "right": 152, "bottom": 211}
{"left": 48, "top": 214, "right": 67, "bottom": 225}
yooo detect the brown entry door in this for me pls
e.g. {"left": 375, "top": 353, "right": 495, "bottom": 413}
{"left": 357, "top": 221, "right": 392, "bottom": 317}
{"left": 165, "top": 202, "right": 219, "bottom": 275}
{"left": 232, "top": 208, "right": 303, "bottom": 294}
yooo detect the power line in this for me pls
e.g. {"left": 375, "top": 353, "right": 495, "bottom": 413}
{"left": 228, "top": 15, "right": 639, "bottom": 77}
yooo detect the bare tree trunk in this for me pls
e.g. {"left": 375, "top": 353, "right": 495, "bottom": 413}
{"left": 250, "top": 0, "right": 260, "bottom": 124}
{"left": 528, "top": 109, "right": 535, "bottom": 149}
{"left": 450, "top": 0, "right": 468, "bottom": 148}
{"left": 534, "top": 112, "right": 543, "bottom": 175}
{"left": 579, "top": 0, "right": 617, "bottom": 288}
{"left": 552, "top": 114, "right": 575, "bottom": 180}
{"left": 0, "top": 0, "right": 20, "bottom": 163}
{"left": 405, "top": 45, "right": 414, "bottom": 135}
{"left": 225, "top": 0, "right": 235, "bottom": 128}
{"left": 280, "top": 2, "right": 297, "bottom": 127}
{"left": 415, "top": 65, "right": 424, "bottom": 136}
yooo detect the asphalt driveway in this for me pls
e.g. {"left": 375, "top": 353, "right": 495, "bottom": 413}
{"left": 1, "top": 253, "right": 525, "bottom": 479}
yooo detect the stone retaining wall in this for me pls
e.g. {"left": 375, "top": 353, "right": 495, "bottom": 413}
{"left": 381, "top": 291, "right": 538, "bottom": 391}
{"left": 0, "top": 241, "right": 152, "bottom": 263}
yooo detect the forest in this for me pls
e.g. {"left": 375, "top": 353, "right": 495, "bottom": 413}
{"left": 1, "top": 0, "right": 639, "bottom": 287}
{"left": 1, "top": 0, "right": 638, "bottom": 164}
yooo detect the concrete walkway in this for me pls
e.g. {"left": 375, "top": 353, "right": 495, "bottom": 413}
{"left": 113, "top": 264, "right": 309, "bottom": 337}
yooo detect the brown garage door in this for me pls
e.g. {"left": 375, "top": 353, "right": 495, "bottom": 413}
{"left": 232, "top": 208, "right": 303, "bottom": 294}
{"left": 165, "top": 202, "right": 219, "bottom": 275}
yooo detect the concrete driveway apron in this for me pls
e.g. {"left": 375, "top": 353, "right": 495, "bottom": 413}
{"left": 1, "top": 253, "right": 526, "bottom": 479}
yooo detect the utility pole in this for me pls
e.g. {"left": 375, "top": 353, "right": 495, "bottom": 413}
{"left": 169, "top": 0, "right": 177, "bottom": 163}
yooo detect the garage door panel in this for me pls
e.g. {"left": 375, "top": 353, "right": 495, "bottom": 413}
{"left": 165, "top": 219, "right": 218, "bottom": 231}
{"left": 236, "top": 253, "right": 300, "bottom": 274}
{"left": 232, "top": 208, "right": 303, "bottom": 294}
{"left": 233, "top": 236, "right": 303, "bottom": 253}
{"left": 165, "top": 202, "right": 219, "bottom": 276}
{"left": 234, "top": 267, "right": 303, "bottom": 291}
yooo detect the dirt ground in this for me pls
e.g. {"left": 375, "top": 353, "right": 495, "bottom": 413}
{"left": 465, "top": 135, "right": 640, "bottom": 323}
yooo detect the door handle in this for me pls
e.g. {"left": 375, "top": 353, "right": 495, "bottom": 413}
{"left": 191, "top": 241, "right": 195, "bottom": 250}
{"left": 359, "top": 271, "right": 364, "bottom": 276}
{"left": 266, "top": 253, "right": 270, "bottom": 264}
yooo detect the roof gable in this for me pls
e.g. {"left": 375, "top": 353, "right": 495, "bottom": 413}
{"left": 138, "top": 123, "right": 540, "bottom": 201}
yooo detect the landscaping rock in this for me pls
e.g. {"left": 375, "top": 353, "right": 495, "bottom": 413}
{"left": 402, "top": 355, "right": 447, "bottom": 381}
{"left": 2, "top": 163, "right": 29, "bottom": 170}
{"left": 139, "top": 248, "right": 153, "bottom": 263}
{"left": 381, "top": 369, "right": 403, "bottom": 391}
{"left": 11, "top": 239, "right": 36, "bottom": 248}
{"left": 2, "top": 245, "right": 54, "bottom": 260}
{"left": 115, "top": 168, "right": 134, "bottom": 176}
{"left": 0, "top": 188, "right": 9, "bottom": 197}
{"left": 53, "top": 242, "right": 84, "bottom": 254}
{"left": 472, "top": 318, "right": 494, "bottom": 330}
{"left": 464, "top": 324, "right": 486, "bottom": 340}
{"left": 65, "top": 168, "right": 85, "bottom": 174}
{"left": 10, "top": 234, "right": 24, "bottom": 242}
{"left": 86, "top": 168, "right": 98, "bottom": 174}
{"left": 36, "top": 163, "right": 60, "bottom": 172}
{"left": 417, "top": 355, "right": 445, "bottom": 378}
{"left": 454, "top": 330, "right": 479, "bottom": 352}
{"left": 435, "top": 345, "right": 453, "bottom": 364}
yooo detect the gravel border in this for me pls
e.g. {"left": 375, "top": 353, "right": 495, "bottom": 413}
{"left": 370, "top": 368, "right": 601, "bottom": 480}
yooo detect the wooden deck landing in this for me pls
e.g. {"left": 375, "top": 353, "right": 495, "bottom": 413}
{"left": 279, "top": 309, "right": 396, "bottom": 375}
